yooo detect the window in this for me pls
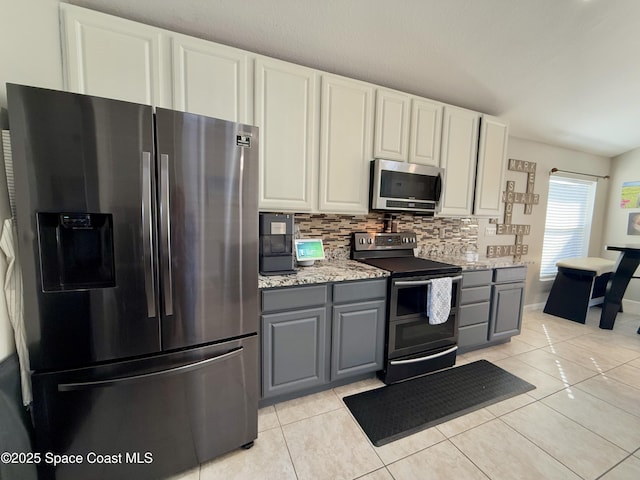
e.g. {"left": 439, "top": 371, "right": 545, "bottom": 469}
{"left": 539, "top": 176, "right": 597, "bottom": 279}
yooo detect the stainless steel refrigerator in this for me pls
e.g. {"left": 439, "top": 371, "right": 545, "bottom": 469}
{"left": 7, "top": 83, "right": 259, "bottom": 480}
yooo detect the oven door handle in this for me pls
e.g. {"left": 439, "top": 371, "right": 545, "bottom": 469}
{"left": 389, "top": 345, "right": 458, "bottom": 365}
{"left": 394, "top": 275, "right": 463, "bottom": 286}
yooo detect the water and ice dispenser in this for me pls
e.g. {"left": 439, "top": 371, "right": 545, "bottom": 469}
{"left": 37, "top": 212, "right": 115, "bottom": 291}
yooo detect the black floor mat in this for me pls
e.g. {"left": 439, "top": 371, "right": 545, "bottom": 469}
{"left": 343, "top": 360, "right": 536, "bottom": 446}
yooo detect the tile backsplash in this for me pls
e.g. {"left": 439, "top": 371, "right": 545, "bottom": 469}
{"left": 289, "top": 212, "right": 479, "bottom": 259}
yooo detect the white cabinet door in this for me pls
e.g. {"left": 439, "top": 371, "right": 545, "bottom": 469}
{"left": 319, "top": 75, "right": 374, "bottom": 214}
{"left": 409, "top": 97, "right": 443, "bottom": 166}
{"left": 60, "top": 4, "right": 170, "bottom": 107}
{"left": 255, "top": 58, "right": 318, "bottom": 212}
{"left": 474, "top": 115, "right": 509, "bottom": 216}
{"left": 439, "top": 106, "right": 480, "bottom": 216}
{"left": 373, "top": 89, "right": 410, "bottom": 161}
{"left": 172, "top": 34, "right": 250, "bottom": 123}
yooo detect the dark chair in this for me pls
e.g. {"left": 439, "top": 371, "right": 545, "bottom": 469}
{"left": 544, "top": 257, "right": 615, "bottom": 323}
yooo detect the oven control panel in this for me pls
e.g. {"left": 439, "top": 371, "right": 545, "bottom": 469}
{"left": 352, "top": 232, "right": 417, "bottom": 251}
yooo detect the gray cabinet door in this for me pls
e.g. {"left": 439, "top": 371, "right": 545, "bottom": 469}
{"left": 331, "top": 300, "right": 385, "bottom": 381}
{"left": 489, "top": 282, "right": 525, "bottom": 341}
{"left": 262, "top": 307, "right": 328, "bottom": 398}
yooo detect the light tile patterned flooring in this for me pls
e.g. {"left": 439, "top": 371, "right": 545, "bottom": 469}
{"left": 170, "top": 308, "right": 640, "bottom": 480}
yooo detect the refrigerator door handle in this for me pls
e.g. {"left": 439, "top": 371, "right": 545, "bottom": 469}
{"left": 160, "top": 153, "right": 174, "bottom": 316}
{"left": 142, "top": 152, "right": 156, "bottom": 318}
{"left": 57, "top": 346, "right": 244, "bottom": 392}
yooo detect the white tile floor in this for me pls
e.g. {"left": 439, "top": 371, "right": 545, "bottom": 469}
{"left": 169, "top": 307, "right": 640, "bottom": 480}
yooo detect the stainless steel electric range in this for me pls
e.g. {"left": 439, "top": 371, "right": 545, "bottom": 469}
{"left": 351, "top": 232, "right": 463, "bottom": 384}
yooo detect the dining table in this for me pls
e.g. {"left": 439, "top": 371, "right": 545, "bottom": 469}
{"left": 599, "top": 244, "right": 640, "bottom": 333}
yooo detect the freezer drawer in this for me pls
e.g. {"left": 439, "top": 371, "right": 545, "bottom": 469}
{"left": 31, "top": 336, "right": 258, "bottom": 480}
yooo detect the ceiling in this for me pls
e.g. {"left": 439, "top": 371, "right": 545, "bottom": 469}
{"left": 66, "top": 0, "right": 640, "bottom": 158}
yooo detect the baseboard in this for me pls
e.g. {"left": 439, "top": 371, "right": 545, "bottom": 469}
{"left": 622, "top": 299, "right": 640, "bottom": 316}
{"left": 524, "top": 303, "right": 545, "bottom": 311}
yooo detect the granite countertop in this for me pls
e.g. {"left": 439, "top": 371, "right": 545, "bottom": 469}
{"left": 423, "top": 254, "right": 530, "bottom": 271}
{"left": 258, "top": 255, "right": 529, "bottom": 289}
{"left": 258, "top": 259, "right": 389, "bottom": 289}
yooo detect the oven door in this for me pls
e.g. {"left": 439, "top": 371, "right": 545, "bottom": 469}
{"left": 388, "top": 275, "right": 461, "bottom": 359}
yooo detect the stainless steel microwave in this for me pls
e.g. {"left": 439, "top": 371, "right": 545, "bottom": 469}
{"left": 370, "top": 158, "right": 444, "bottom": 215}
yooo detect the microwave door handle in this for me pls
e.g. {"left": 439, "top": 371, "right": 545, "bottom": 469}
{"left": 435, "top": 173, "right": 443, "bottom": 201}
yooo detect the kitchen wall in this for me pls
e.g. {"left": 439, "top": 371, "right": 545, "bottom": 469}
{"left": 486, "top": 137, "right": 611, "bottom": 306}
{"left": 0, "top": 0, "right": 63, "bottom": 361}
{"left": 602, "top": 147, "right": 640, "bottom": 314}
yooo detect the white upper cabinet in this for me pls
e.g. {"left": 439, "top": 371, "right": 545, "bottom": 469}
{"left": 439, "top": 106, "right": 481, "bottom": 216}
{"left": 373, "top": 91, "right": 443, "bottom": 167}
{"left": 60, "top": 4, "right": 171, "bottom": 107}
{"left": 255, "top": 57, "right": 318, "bottom": 212}
{"left": 474, "top": 115, "right": 509, "bottom": 216}
{"left": 319, "top": 75, "right": 374, "bottom": 214}
{"left": 59, "top": 4, "right": 508, "bottom": 218}
{"left": 171, "top": 34, "right": 250, "bottom": 123}
{"left": 409, "top": 98, "right": 443, "bottom": 166}
{"left": 373, "top": 89, "right": 410, "bottom": 161}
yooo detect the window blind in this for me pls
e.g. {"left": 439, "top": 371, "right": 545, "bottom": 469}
{"left": 540, "top": 176, "right": 597, "bottom": 278}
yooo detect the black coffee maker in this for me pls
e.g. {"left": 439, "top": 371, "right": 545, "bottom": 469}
{"left": 259, "top": 213, "right": 295, "bottom": 275}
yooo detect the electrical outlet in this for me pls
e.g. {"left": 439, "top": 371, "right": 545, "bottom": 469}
{"left": 485, "top": 225, "right": 497, "bottom": 236}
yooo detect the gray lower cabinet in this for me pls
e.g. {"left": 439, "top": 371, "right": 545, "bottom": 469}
{"left": 489, "top": 281, "right": 525, "bottom": 341}
{"left": 458, "top": 266, "right": 527, "bottom": 352}
{"left": 458, "top": 269, "right": 492, "bottom": 350}
{"left": 262, "top": 307, "right": 328, "bottom": 398}
{"left": 331, "top": 299, "right": 385, "bottom": 380}
{"left": 260, "top": 278, "right": 386, "bottom": 401}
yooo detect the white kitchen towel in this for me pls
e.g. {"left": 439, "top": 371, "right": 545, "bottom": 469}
{"left": 427, "top": 277, "right": 452, "bottom": 325}
{"left": 1, "top": 218, "right": 31, "bottom": 405}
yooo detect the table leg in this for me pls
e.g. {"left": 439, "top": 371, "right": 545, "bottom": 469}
{"left": 599, "top": 252, "right": 640, "bottom": 329}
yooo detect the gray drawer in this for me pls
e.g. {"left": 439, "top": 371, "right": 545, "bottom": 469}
{"left": 333, "top": 279, "right": 387, "bottom": 304}
{"left": 458, "top": 323, "right": 489, "bottom": 348}
{"left": 262, "top": 285, "right": 328, "bottom": 313}
{"left": 460, "top": 285, "right": 491, "bottom": 305}
{"left": 462, "top": 270, "right": 492, "bottom": 288}
{"left": 493, "top": 266, "right": 527, "bottom": 283}
{"left": 459, "top": 302, "right": 491, "bottom": 327}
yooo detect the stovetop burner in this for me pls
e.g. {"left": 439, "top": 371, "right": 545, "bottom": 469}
{"left": 358, "top": 256, "right": 461, "bottom": 276}
{"left": 351, "top": 232, "right": 461, "bottom": 277}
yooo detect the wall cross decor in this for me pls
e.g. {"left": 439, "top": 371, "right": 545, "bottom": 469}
{"left": 486, "top": 159, "right": 538, "bottom": 260}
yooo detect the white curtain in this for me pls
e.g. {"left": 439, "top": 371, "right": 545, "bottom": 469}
{"left": 0, "top": 219, "right": 31, "bottom": 406}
